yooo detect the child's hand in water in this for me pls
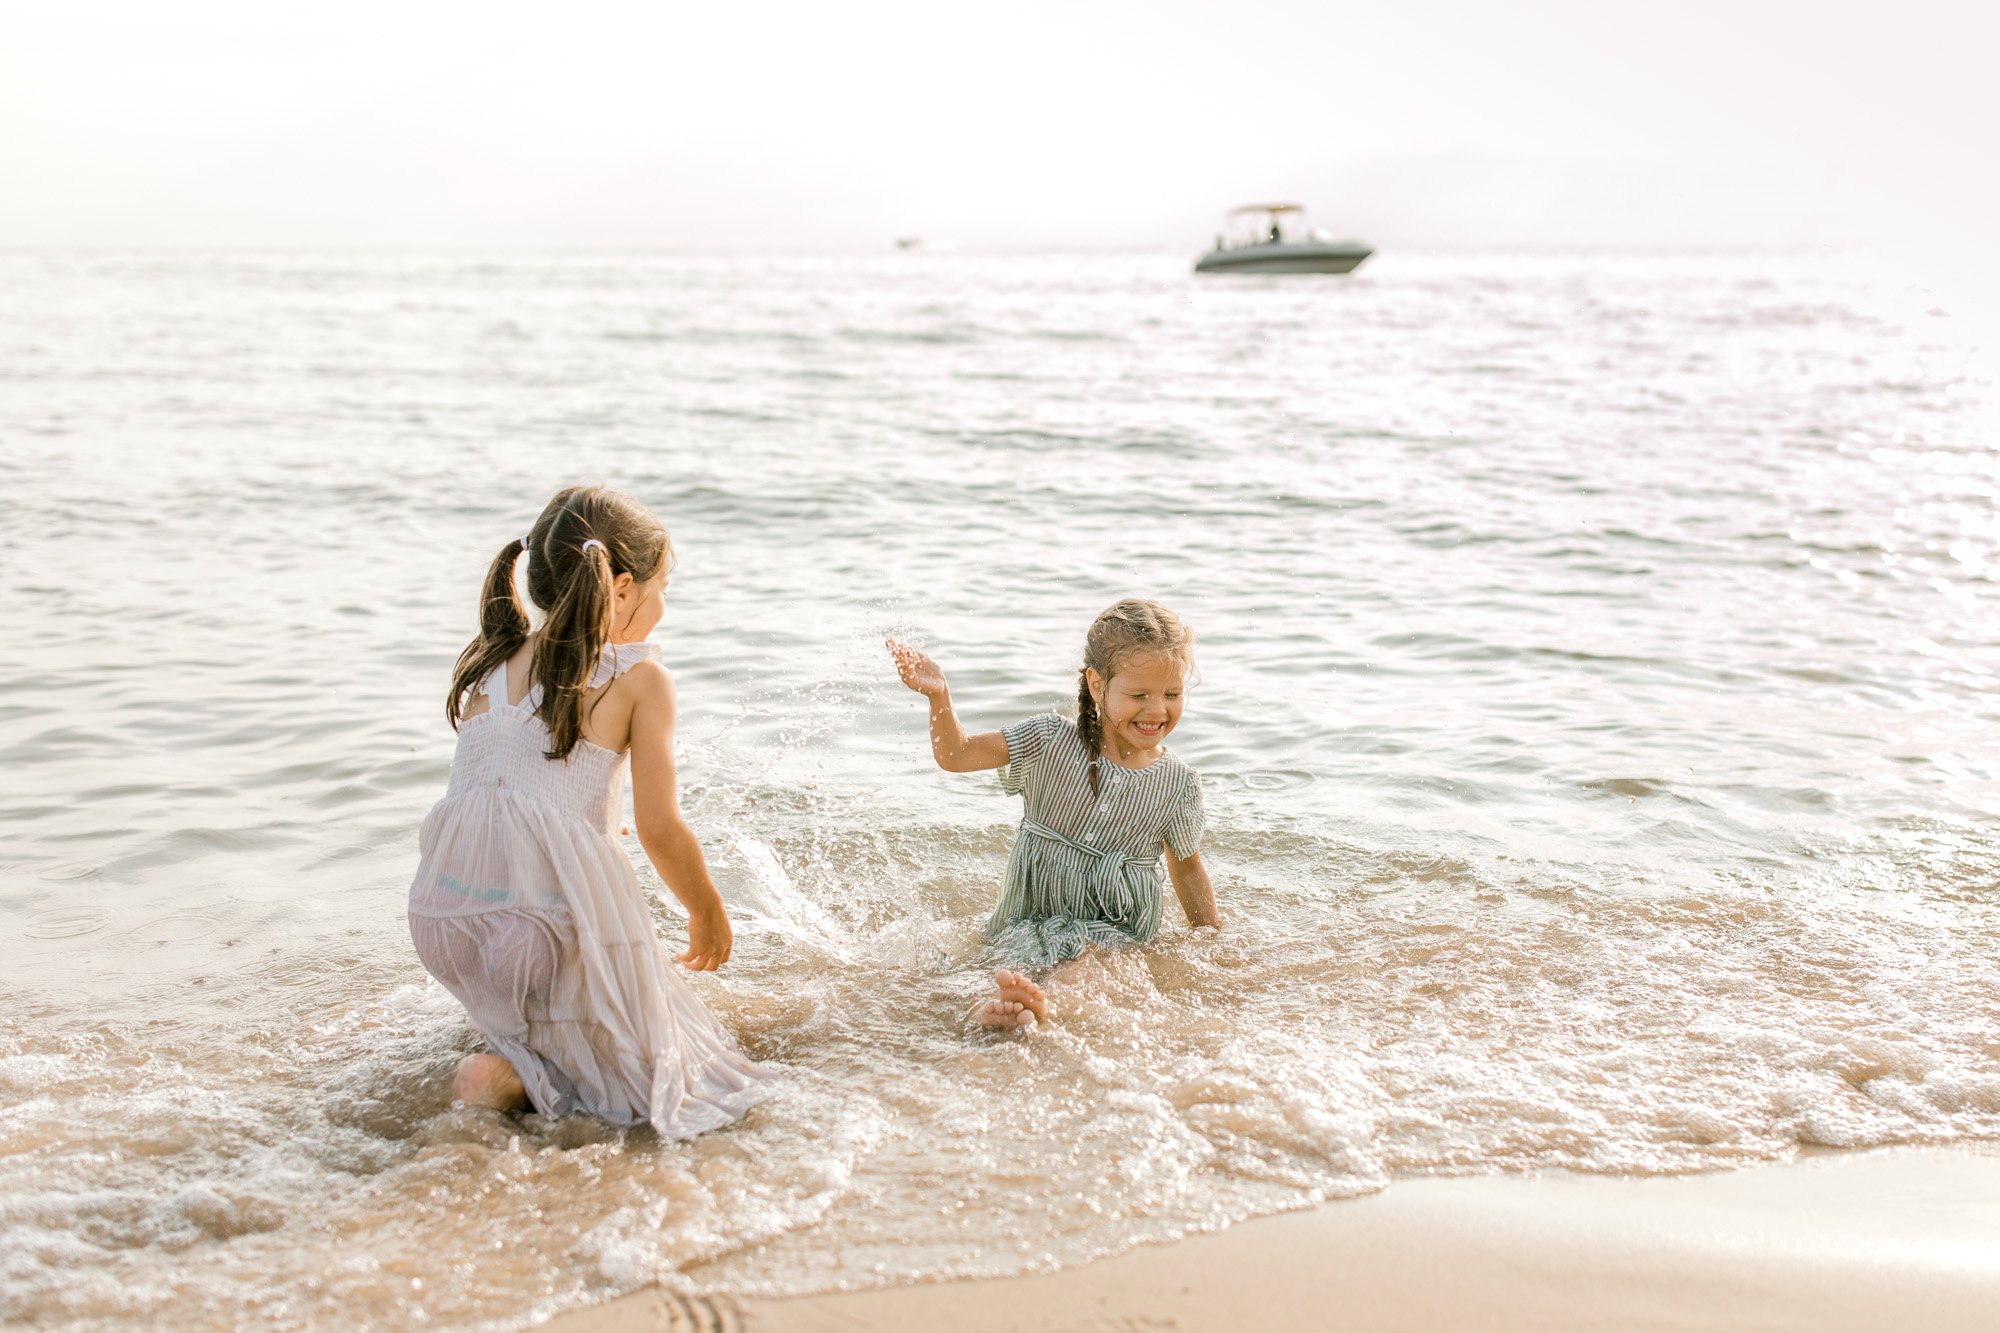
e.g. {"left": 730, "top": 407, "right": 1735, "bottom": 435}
{"left": 887, "top": 638, "right": 949, "bottom": 699}
{"left": 679, "top": 907, "right": 733, "bottom": 971}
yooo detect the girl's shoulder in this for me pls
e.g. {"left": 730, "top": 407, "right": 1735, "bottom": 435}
{"left": 1004, "top": 710, "right": 1079, "bottom": 745}
{"left": 1149, "top": 747, "right": 1200, "bottom": 788}
{"left": 590, "top": 641, "right": 664, "bottom": 690}
{"left": 1137, "top": 749, "right": 1201, "bottom": 809}
{"left": 999, "top": 711, "right": 1080, "bottom": 794}
{"left": 1033, "top": 709, "right": 1081, "bottom": 737}
{"left": 1008, "top": 704, "right": 1088, "bottom": 756}
{"left": 1168, "top": 752, "right": 1204, "bottom": 802}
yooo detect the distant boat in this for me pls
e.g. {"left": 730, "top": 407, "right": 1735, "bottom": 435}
{"left": 1194, "top": 203, "right": 1372, "bottom": 275}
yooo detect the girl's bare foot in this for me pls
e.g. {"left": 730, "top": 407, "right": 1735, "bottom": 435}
{"left": 970, "top": 968, "right": 1048, "bottom": 1029}
{"left": 452, "top": 1053, "right": 528, "bottom": 1112}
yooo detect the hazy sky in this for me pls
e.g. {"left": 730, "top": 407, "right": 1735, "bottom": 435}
{"left": 2, "top": 0, "right": 1994, "bottom": 250}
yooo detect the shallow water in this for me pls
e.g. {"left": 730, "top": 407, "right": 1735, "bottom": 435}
{"left": 2, "top": 249, "right": 1997, "bottom": 1327}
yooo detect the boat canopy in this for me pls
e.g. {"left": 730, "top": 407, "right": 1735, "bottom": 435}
{"left": 1216, "top": 202, "right": 1312, "bottom": 247}
{"left": 1227, "top": 203, "right": 1305, "bottom": 216}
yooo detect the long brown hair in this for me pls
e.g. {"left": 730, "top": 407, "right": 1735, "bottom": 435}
{"left": 1075, "top": 599, "right": 1197, "bottom": 794}
{"left": 447, "top": 485, "right": 672, "bottom": 760}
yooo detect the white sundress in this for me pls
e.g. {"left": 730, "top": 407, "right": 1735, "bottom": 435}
{"left": 408, "top": 641, "right": 769, "bottom": 1138}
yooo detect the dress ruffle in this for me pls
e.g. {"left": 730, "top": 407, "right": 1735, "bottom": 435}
{"left": 589, "top": 640, "right": 661, "bottom": 690}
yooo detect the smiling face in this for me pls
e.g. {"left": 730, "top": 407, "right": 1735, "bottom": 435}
{"left": 1088, "top": 652, "right": 1186, "bottom": 763}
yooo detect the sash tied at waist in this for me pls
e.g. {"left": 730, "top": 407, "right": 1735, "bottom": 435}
{"left": 1017, "top": 818, "right": 1158, "bottom": 933}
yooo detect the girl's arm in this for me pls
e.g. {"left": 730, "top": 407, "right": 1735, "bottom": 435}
{"left": 887, "top": 639, "right": 1009, "bottom": 772}
{"left": 1165, "top": 846, "right": 1220, "bottom": 929}
{"left": 625, "top": 661, "right": 734, "bottom": 970}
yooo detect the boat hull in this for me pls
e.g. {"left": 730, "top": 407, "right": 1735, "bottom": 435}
{"left": 1193, "top": 242, "right": 1372, "bottom": 275}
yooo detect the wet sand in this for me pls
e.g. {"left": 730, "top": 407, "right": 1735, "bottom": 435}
{"left": 546, "top": 1146, "right": 2000, "bottom": 1333}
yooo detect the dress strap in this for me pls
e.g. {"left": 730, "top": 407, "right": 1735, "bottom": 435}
{"left": 482, "top": 656, "right": 542, "bottom": 712}
{"left": 481, "top": 661, "right": 512, "bottom": 707}
{"left": 588, "top": 641, "right": 663, "bottom": 690}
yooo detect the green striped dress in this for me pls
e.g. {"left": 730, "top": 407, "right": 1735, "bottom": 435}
{"left": 988, "top": 712, "right": 1206, "bottom": 968}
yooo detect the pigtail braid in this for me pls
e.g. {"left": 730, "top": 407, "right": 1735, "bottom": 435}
{"left": 1077, "top": 668, "right": 1104, "bottom": 796}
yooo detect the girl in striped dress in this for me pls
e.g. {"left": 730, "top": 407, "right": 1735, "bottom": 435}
{"left": 888, "top": 600, "right": 1219, "bottom": 1029}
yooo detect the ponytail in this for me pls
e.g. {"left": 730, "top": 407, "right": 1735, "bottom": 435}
{"left": 531, "top": 536, "right": 615, "bottom": 761}
{"left": 446, "top": 538, "right": 531, "bottom": 729}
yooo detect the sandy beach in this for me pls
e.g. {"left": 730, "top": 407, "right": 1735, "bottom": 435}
{"left": 547, "top": 1146, "right": 2000, "bottom": 1333}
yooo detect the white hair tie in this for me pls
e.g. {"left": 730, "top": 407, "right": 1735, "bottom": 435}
{"left": 581, "top": 538, "right": 606, "bottom": 557}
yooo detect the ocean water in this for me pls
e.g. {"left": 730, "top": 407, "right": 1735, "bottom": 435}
{"left": 1, "top": 249, "right": 1996, "bottom": 1328}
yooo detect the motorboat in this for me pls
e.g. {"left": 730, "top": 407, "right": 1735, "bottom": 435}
{"left": 1194, "top": 203, "right": 1372, "bottom": 275}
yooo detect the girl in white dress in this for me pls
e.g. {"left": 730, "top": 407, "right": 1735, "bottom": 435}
{"left": 408, "top": 485, "right": 768, "bottom": 1137}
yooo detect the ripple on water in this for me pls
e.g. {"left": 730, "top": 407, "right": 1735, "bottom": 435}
{"left": 1237, "top": 769, "right": 1315, "bottom": 792}
{"left": 23, "top": 907, "right": 107, "bottom": 939}
{"left": 125, "top": 913, "right": 224, "bottom": 947}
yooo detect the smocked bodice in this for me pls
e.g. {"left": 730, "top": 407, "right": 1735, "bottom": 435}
{"left": 444, "top": 709, "right": 628, "bottom": 831}
{"left": 437, "top": 640, "right": 661, "bottom": 833}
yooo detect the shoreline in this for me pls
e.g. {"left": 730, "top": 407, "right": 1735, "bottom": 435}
{"left": 545, "top": 1145, "right": 2000, "bottom": 1332}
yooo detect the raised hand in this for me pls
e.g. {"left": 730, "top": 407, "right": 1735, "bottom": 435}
{"left": 887, "top": 637, "right": 1008, "bottom": 772}
{"left": 886, "top": 637, "right": 949, "bottom": 699}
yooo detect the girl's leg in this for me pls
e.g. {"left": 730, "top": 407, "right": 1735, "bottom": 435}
{"left": 448, "top": 912, "right": 558, "bottom": 1113}
{"left": 452, "top": 1053, "right": 528, "bottom": 1111}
